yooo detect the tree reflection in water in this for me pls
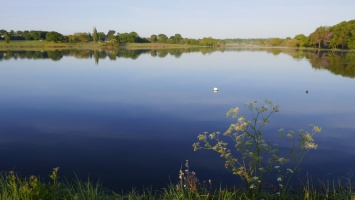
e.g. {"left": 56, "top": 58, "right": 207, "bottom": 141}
{"left": 1, "top": 48, "right": 354, "bottom": 78}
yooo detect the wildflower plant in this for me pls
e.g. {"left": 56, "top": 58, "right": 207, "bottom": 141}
{"left": 193, "top": 99, "right": 321, "bottom": 198}
{"left": 176, "top": 160, "right": 212, "bottom": 198}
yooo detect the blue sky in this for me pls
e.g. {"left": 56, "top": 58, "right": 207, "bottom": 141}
{"left": 1, "top": 0, "right": 354, "bottom": 39}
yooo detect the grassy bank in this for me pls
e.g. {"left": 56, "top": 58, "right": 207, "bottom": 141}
{"left": 124, "top": 43, "right": 201, "bottom": 50}
{"left": 225, "top": 43, "right": 355, "bottom": 52}
{"left": 0, "top": 40, "right": 102, "bottom": 51}
{"left": 0, "top": 41, "right": 203, "bottom": 51}
{"left": 0, "top": 41, "right": 100, "bottom": 50}
{"left": 1, "top": 168, "right": 354, "bottom": 200}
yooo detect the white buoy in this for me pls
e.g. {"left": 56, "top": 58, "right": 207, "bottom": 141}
{"left": 214, "top": 87, "right": 219, "bottom": 92}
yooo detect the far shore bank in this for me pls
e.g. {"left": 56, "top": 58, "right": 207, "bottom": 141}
{"left": 1, "top": 41, "right": 354, "bottom": 52}
{"left": 0, "top": 41, "right": 206, "bottom": 51}
{"left": 225, "top": 43, "right": 355, "bottom": 52}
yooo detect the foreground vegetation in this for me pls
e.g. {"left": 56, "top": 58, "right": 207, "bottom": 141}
{"left": 1, "top": 100, "right": 354, "bottom": 199}
{"left": 1, "top": 167, "right": 354, "bottom": 200}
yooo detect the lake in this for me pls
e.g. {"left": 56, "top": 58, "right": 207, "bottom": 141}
{"left": 0, "top": 48, "right": 355, "bottom": 191}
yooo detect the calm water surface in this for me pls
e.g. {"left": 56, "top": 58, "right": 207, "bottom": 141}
{"left": 0, "top": 48, "right": 354, "bottom": 191}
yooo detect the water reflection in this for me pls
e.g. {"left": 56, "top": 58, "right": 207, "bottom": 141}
{"left": 0, "top": 47, "right": 222, "bottom": 64}
{"left": 264, "top": 48, "right": 355, "bottom": 78}
{"left": 1, "top": 48, "right": 354, "bottom": 78}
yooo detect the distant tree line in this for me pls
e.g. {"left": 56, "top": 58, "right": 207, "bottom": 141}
{"left": 149, "top": 33, "right": 225, "bottom": 47}
{"left": 0, "top": 27, "right": 225, "bottom": 47}
{"left": 226, "top": 20, "right": 355, "bottom": 50}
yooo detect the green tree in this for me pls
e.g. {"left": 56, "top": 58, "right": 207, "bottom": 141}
{"left": 168, "top": 35, "right": 175, "bottom": 44}
{"left": 129, "top": 31, "right": 139, "bottom": 38}
{"left": 30, "top": 31, "right": 41, "bottom": 40}
{"left": 68, "top": 32, "right": 91, "bottom": 42}
{"left": 309, "top": 26, "right": 332, "bottom": 48}
{"left": 118, "top": 33, "right": 134, "bottom": 43}
{"left": 109, "top": 34, "right": 118, "bottom": 42}
{"left": 186, "top": 38, "right": 199, "bottom": 45}
{"left": 97, "top": 32, "right": 106, "bottom": 42}
{"left": 294, "top": 34, "right": 308, "bottom": 47}
{"left": 46, "top": 31, "right": 64, "bottom": 42}
{"left": 106, "top": 30, "right": 116, "bottom": 41}
{"left": 92, "top": 27, "right": 98, "bottom": 42}
{"left": 271, "top": 38, "right": 284, "bottom": 46}
{"left": 174, "top": 33, "right": 182, "bottom": 43}
{"left": 22, "top": 31, "right": 32, "bottom": 40}
{"left": 129, "top": 32, "right": 141, "bottom": 42}
{"left": 16, "top": 30, "right": 23, "bottom": 37}
{"left": 39, "top": 31, "right": 48, "bottom": 40}
{"left": 283, "top": 39, "right": 299, "bottom": 47}
{"left": 199, "top": 37, "right": 217, "bottom": 47}
{"left": 0, "top": 29, "right": 7, "bottom": 36}
{"left": 329, "top": 20, "right": 355, "bottom": 49}
{"left": 4, "top": 32, "right": 10, "bottom": 43}
{"left": 150, "top": 34, "right": 157, "bottom": 42}
{"left": 217, "top": 39, "right": 226, "bottom": 48}
{"left": 157, "top": 34, "right": 168, "bottom": 43}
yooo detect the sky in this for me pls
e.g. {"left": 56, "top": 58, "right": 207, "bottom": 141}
{"left": 1, "top": 0, "right": 354, "bottom": 39}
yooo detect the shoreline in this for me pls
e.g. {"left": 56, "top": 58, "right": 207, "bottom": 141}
{"left": 0, "top": 41, "right": 209, "bottom": 51}
{"left": 1, "top": 41, "right": 354, "bottom": 52}
{"left": 225, "top": 44, "right": 355, "bottom": 52}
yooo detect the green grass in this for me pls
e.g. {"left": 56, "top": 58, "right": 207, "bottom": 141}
{"left": 0, "top": 40, "right": 204, "bottom": 51}
{"left": 0, "top": 40, "right": 102, "bottom": 51}
{"left": 124, "top": 43, "right": 201, "bottom": 50}
{"left": 0, "top": 169, "right": 354, "bottom": 200}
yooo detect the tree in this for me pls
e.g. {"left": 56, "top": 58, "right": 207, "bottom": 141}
{"left": 174, "top": 33, "right": 182, "bottom": 43}
{"left": 271, "top": 38, "right": 284, "bottom": 46}
{"left": 309, "top": 26, "right": 331, "bottom": 48}
{"left": 186, "top": 38, "right": 199, "bottom": 45}
{"left": 118, "top": 33, "right": 135, "bottom": 43}
{"left": 16, "top": 30, "right": 23, "bottom": 36}
{"left": 4, "top": 32, "right": 10, "bottom": 43}
{"left": 30, "top": 30, "right": 41, "bottom": 40}
{"left": 22, "top": 31, "right": 32, "bottom": 40}
{"left": 150, "top": 34, "right": 157, "bottom": 42}
{"left": 199, "top": 37, "right": 217, "bottom": 47}
{"left": 129, "top": 31, "right": 139, "bottom": 38}
{"left": 294, "top": 34, "right": 308, "bottom": 47}
{"left": 39, "top": 31, "right": 48, "bottom": 40}
{"left": 92, "top": 27, "right": 98, "bottom": 42}
{"left": 67, "top": 32, "right": 91, "bottom": 42}
{"left": 283, "top": 39, "right": 299, "bottom": 47}
{"left": 106, "top": 30, "right": 116, "bottom": 41}
{"left": 329, "top": 20, "right": 355, "bottom": 49}
{"left": 46, "top": 31, "right": 64, "bottom": 42}
{"left": 0, "top": 29, "right": 7, "bottom": 36}
{"left": 168, "top": 36, "right": 175, "bottom": 44}
{"left": 157, "top": 34, "right": 168, "bottom": 42}
{"left": 97, "top": 32, "right": 106, "bottom": 42}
